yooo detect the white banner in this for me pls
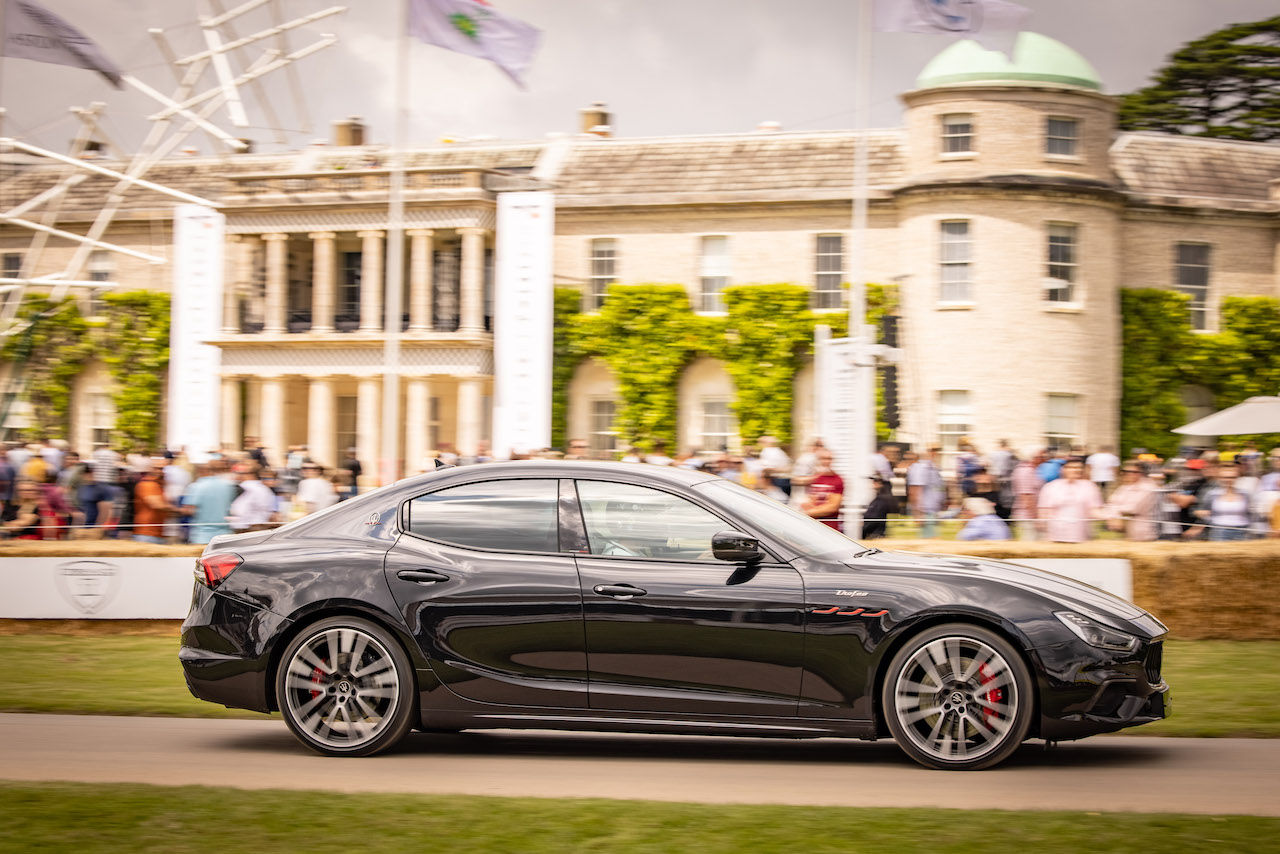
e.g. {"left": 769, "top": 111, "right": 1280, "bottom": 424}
{"left": 168, "top": 205, "right": 225, "bottom": 462}
{"left": 0, "top": 557, "right": 196, "bottom": 619}
{"left": 493, "top": 191, "right": 554, "bottom": 460}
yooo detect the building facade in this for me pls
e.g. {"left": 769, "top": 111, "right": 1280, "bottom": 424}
{"left": 3, "top": 33, "right": 1279, "bottom": 478}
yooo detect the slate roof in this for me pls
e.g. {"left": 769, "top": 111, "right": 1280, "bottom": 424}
{"left": 1111, "top": 132, "right": 1280, "bottom": 213}
{"left": 552, "top": 130, "right": 904, "bottom": 206}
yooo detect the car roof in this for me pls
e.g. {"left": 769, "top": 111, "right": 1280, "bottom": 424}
{"left": 393, "top": 459, "right": 722, "bottom": 491}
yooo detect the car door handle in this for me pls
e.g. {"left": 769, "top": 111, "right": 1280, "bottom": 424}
{"left": 398, "top": 569, "right": 450, "bottom": 584}
{"left": 593, "top": 583, "right": 647, "bottom": 599}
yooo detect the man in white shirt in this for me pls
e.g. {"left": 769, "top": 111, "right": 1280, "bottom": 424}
{"left": 228, "top": 464, "right": 279, "bottom": 531}
{"left": 758, "top": 435, "right": 793, "bottom": 498}
{"left": 295, "top": 463, "right": 338, "bottom": 515}
{"left": 1086, "top": 446, "right": 1121, "bottom": 497}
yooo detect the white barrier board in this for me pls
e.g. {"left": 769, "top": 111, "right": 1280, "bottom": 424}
{"left": 1016, "top": 559, "right": 1133, "bottom": 604}
{"left": 0, "top": 558, "right": 196, "bottom": 619}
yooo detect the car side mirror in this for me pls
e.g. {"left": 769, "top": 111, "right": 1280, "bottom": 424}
{"left": 712, "top": 530, "right": 762, "bottom": 563}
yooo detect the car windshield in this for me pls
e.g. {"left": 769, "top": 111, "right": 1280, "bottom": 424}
{"left": 696, "top": 478, "right": 865, "bottom": 559}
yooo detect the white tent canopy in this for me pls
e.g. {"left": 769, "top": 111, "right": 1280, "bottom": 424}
{"left": 1172, "top": 396, "right": 1280, "bottom": 436}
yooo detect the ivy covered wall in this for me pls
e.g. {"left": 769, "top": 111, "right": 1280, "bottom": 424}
{"left": 1121, "top": 289, "right": 1280, "bottom": 457}
{"left": 553, "top": 282, "right": 892, "bottom": 452}
{"left": 1, "top": 291, "right": 171, "bottom": 448}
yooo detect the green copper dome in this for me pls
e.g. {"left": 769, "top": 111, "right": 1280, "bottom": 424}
{"left": 915, "top": 32, "right": 1103, "bottom": 91}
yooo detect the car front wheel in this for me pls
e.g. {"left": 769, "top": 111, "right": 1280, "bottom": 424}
{"left": 882, "top": 623, "right": 1033, "bottom": 771}
{"left": 275, "top": 616, "right": 416, "bottom": 757}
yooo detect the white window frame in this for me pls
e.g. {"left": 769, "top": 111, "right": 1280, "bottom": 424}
{"left": 937, "top": 390, "right": 972, "bottom": 466}
{"left": 1045, "top": 117, "right": 1079, "bottom": 157}
{"left": 90, "top": 392, "right": 115, "bottom": 448}
{"left": 939, "top": 220, "right": 972, "bottom": 303}
{"left": 1045, "top": 393, "right": 1079, "bottom": 450}
{"left": 588, "top": 238, "right": 617, "bottom": 312}
{"left": 589, "top": 398, "right": 618, "bottom": 453}
{"left": 941, "top": 113, "right": 974, "bottom": 154}
{"left": 698, "top": 235, "right": 730, "bottom": 313}
{"left": 700, "top": 398, "right": 736, "bottom": 453}
{"left": 813, "top": 233, "right": 844, "bottom": 310}
{"left": 1045, "top": 223, "right": 1078, "bottom": 303}
{"left": 1174, "top": 242, "right": 1211, "bottom": 331}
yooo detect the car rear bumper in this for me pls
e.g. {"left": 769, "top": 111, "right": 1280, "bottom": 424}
{"left": 180, "top": 582, "right": 287, "bottom": 714}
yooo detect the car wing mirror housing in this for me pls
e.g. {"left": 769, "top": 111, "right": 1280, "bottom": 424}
{"left": 712, "top": 530, "right": 763, "bottom": 563}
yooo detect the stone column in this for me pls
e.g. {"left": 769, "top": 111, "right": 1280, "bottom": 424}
{"left": 309, "top": 232, "right": 337, "bottom": 333}
{"left": 456, "top": 377, "right": 482, "bottom": 457}
{"left": 408, "top": 229, "right": 434, "bottom": 331}
{"left": 259, "top": 377, "right": 286, "bottom": 468}
{"left": 222, "top": 235, "right": 241, "bottom": 334}
{"left": 404, "top": 377, "right": 432, "bottom": 474}
{"left": 244, "top": 378, "right": 262, "bottom": 443}
{"left": 263, "top": 233, "right": 289, "bottom": 333}
{"left": 458, "top": 227, "right": 487, "bottom": 333}
{"left": 356, "top": 377, "right": 381, "bottom": 487}
{"left": 220, "top": 377, "right": 241, "bottom": 451}
{"left": 307, "top": 377, "right": 336, "bottom": 469}
{"left": 358, "top": 230, "right": 384, "bottom": 332}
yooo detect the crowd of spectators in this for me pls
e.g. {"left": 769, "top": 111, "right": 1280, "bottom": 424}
{"left": 0, "top": 437, "right": 362, "bottom": 543}
{"left": 2, "top": 432, "right": 1278, "bottom": 544}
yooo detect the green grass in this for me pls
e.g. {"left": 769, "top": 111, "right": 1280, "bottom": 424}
{"left": 1, "top": 782, "right": 1276, "bottom": 854}
{"left": 1, "top": 633, "right": 1278, "bottom": 736}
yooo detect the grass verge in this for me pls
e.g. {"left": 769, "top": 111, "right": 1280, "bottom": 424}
{"left": 1, "top": 782, "right": 1277, "bottom": 854}
{"left": 1, "top": 627, "right": 1278, "bottom": 736}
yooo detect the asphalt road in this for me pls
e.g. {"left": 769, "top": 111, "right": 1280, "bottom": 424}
{"left": 2, "top": 713, "right": 1275, "bottom": 816}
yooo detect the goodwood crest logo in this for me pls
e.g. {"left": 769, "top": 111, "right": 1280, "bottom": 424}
{"left": 55, "top": 559, "right": 121, "bottom": 615}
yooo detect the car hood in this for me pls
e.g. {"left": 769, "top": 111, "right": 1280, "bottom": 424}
{"left": 850, "top": 550, "right": 1153, "bottom": 625}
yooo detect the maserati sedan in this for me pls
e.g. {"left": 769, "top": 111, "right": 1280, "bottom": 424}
{"left": 180, "top": 460, "right": 1169, "bottom": 770}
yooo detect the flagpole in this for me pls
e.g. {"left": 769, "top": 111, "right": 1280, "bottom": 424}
{"left": 380, "top": 0, "right": 408, "bottom": 486}
{"left": 843, "top": 0, "right": 875, "bottom": 534}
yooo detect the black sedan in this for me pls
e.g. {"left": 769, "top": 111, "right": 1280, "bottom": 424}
{"left": 180, "top": 460, "right": 1169, "bottom": 770}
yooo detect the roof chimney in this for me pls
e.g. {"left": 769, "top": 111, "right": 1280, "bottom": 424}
{"left": 333, "top": 116, "right": 366, "bottom": 147}
{"left": 755, "top": 120, "right": 781, "bottom": 133}
{"left": 579, "top": 102, "right": 611, "bottom": 135}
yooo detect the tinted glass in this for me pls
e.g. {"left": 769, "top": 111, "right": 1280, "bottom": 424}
{"left": 576, "top": 480, "right": 727, "bottom": 560}
{"left": 697, "top": 478, "right": 859, "bottom": 558}
{"left": 408, "top": 479, "right": 559, "bottom": 552}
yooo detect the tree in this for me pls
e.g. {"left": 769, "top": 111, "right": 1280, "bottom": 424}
{"left": 1118, "top": 16, "right": 1280, "bottom": 142}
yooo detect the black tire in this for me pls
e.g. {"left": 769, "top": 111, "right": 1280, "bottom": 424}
{"left": 275, "top": 616, "right": 417, "bottom": 757}
{"left": 881, "top": 623, "right": 1033, "bottom": 771}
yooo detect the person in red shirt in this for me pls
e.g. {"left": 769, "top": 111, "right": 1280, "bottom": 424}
{"left": 801, "top": 449, "right": 845, "bottom": 531}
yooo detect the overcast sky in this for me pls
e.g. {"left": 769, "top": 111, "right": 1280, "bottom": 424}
{"left": 2, "top": 0, "right": 1278, "bottom": 155}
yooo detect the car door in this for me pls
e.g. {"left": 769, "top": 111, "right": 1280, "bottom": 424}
{"left": 571, "top": 478, "right": 806, "bottom": 717}
{"left": 383, "top": 477, "right": 587, "bottom": 708}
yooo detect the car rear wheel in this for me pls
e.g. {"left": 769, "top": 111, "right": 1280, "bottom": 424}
{"left": 882, "top": 623, "right": 1033, "bottom": 771}
{"left": 276, "top": 616, "right": 416, "bottom": 757}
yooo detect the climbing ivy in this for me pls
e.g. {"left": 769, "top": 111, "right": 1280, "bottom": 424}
{"left": 0, "top": 291, "right": 171, "bottom": 449}
{"left": 1120, "top": 289, "right": 1280, "bottom": 457}
{"left": 554, "top": 282, "right": 890, "bottom": 452}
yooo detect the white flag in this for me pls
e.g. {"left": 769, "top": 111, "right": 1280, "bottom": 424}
{"left": 2, "top": 0, "right": 123, "bottom": 88}
{"left": 874, "top": 0, "right": 1030, "bottom": 57}
{"left": 408, "top": 0, "right": 540, "bottom": 88}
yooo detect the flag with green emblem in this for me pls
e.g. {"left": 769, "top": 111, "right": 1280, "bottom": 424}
{"left": 408, "top": 0, "right": 539, "bottom": 87}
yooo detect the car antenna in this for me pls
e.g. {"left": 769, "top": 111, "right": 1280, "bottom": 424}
{"left": 433, "top": 458, "right": 455, "bottom": 470}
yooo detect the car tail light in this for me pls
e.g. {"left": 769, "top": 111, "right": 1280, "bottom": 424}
{"left": 197, "top": 554, "right": 243, "bottom": 589}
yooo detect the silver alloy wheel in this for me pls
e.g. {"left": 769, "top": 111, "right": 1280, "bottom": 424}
{"left": 892, "top": 634, "right": 1019, "bottom": 765}
{"left": 282, "top": 626, "right": 401, "bottom": 750}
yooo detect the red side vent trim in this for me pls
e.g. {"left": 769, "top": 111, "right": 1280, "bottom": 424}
{"left": 198, "top": 553, "right": 243, "bottom": 589}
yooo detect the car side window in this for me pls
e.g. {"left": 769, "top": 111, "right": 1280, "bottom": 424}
{"left": 407, "top": 479, "right": 559, "bottom": 552}
{"left": 576, "top": 480, "right": 728, "bottom": 560}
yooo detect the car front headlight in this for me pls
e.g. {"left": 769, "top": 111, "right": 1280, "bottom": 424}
{"left": 1054, "top": 611, "right": 1140, "bottom": 653}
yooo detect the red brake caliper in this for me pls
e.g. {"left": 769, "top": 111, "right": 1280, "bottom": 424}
{"left": 979, "top": 663, "right": 1002, "bottom": 727}
{"left": 309, "top": 661, "right": 327, "bottom": 699}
